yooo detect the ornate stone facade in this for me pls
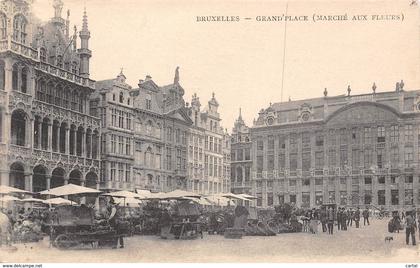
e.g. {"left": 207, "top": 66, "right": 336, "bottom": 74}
{"left": 0, "top": 0, "right": 100, "bottom": 194}
{"left": 230, "top": 109, "right": 252, "bottom": 195}
{"left": 187, "top": 93, "right": 231, "bottom": 194}
{"left": 251, "top": 84, "right": 420, "bottom": 210}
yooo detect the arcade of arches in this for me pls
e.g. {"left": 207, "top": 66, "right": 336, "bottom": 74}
{"left": 9, "top": 162, "right": 98, "bottom": 192}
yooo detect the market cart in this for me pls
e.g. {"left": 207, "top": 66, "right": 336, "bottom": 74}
{"left": 47, "top": 205, "right": 122, "bottom": 249}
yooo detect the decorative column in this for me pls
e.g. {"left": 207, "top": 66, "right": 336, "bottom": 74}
{"left": 46, "top": 174, "right": 51, "bottom": 190}
{"left": 47, "top": 121, "right": 52, "bottom": 151}
{"left": 24, "top": 172, "right": 32, "bottom": 192}
{"left": 55, "top": 124, "right": 60, "bottom": 152}
{"left": 72, "top": 128, "right": 77, "bottom": 155}
{"left": 81, "top": 129, "right": 86, "bottom": 158}
{"left": 30, "top": 118, "right": 35, "bottom": 149}
{"left": 37, "top": 120, "right": 42, "bottom": 149}
{"left": 65, "top": 125, "right": 70, "bottom": 154}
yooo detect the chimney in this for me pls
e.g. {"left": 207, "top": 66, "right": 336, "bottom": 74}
{"left": 145, "top": 75, "right": 152, "bottom": 81}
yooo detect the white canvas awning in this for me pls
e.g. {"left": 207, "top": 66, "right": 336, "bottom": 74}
{"left": 39, "top": 184, "right": 101, "bottom": 196}
{"left": 43, "top": 197, "right": 75, "bottom": 205}
{"left": 0, "top": 185, "right": 31, "bottom": 195}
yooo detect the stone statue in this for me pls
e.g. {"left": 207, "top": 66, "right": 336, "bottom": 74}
{"left": 372, "top": 82, "right": 376, "bottom": 93}
{"left": 174, "top": 66, "right": 180, "bottom": 84}
{"left": 347, "top": 85, "right": 351, "bottom": 96}
{"left": 396, "top": 82, "right": 400, "bottom": 92}
{"left": 323, "top": 88, "right": 328, "bottom": 97}
{"left": 400, "top": 80, "right": 404, "bottom": 90}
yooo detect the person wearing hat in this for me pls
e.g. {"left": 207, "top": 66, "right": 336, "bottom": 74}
{"left": 354, "top": 207, "right": 361, "bottom": 228}
{"left": 107, "top": 202, "right": 124, "bottom": 248}
{"left": 405, "top": 210, "right": 417, "bottom": 246}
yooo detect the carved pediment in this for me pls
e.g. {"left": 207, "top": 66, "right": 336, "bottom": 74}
{"left": 326, "top": 102, "right": 399, "bottom": 126}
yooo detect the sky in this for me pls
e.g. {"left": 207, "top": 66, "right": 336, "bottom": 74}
{"left": 32, "top": 0, "right": 420, "bottom": 131}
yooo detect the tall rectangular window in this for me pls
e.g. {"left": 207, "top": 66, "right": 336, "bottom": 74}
{"left": 315, "top": 151, "right": 324, "bottom": 169}
{"left": 315, "top": 132, "right": 324, "bottom": 147}
{"left": 340, "top": 128, "right": 347, "bottom": 145}
{"left": 390, "top": 125, "right": 399, "bottom": 142}
{"left": 328, "top": 149, "right": 336, "bottom": 167}
{"left": 364, "top": 127, "right": 371, "bottom": 144}
{"left": 352, "top": 149, "right": 360, "bottom": 168}
{"left": 377, "top": 148, "right": 384, "bottom": 168}
{"left": 257, "top": 140, "right": 264, "bottom": 151}
{"left": 257, "top": 156, "right": 263, "bottom": 173}
{"left": 302, "top": 152, "right": 311, "bottom": 171}
{"left": 378, "top": 190, "right": 385, "bottom": 205}
{"left": 278, "top": 153, "right": 285, "bottom": 169}
{"left": 391, "top": 189, "right": 399, "bottom": 205}
{"left": 340, "top": 148, "right": 348, "bottom": 167}
{"left": 364, "top": 148, "right": 372, "bottom": 168}
{"left": 377, "top": 126, "right": 385, "bottom": 143}
{"left": 405, "top": 125, "right": 413, "bottom": 142}
{"left": 290, "top": 153, "right": 297, "bottom": 171}
{"left": 391, "top": 146, "right": 399, "bottom": 166}
{"left": 405, "top": 146, "right": 413, "bottom": 167}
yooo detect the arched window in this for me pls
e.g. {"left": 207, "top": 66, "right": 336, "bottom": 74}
{"left": 145, "top": 147, "right": 153, "bottom": 167}
{"left": 0, "top": 60, "right": 4, "bottom": 90}
{"left": 0, "top": 13, "right": 6, "bottom": 39}
{"left": 119, "top": 92, "right": 124, "bottom": 103}
{"left": 40, "top": 48, "right": 46, "bottom": 62}
{"left": 236, "top": 166, "right": 243, "bottom": 182}
{"left": 56, "top": 55, "right": 63, "bottom": 68}
{"left": 21, "top": 66, "right": 28, "bottom": 93}
{"left": 147, "top": 174, "right": 153, "bottom": 185}
{"left": 71, "top": 90, "right": 78, "bottom": 111}
{"left": 36, "top": 80, "right": 46, "bottom": 101}
{"left": 55, "top": 86, "right": 61, "bottom": 106}
{"left": 71, "top": 61, "right": 78, "bottom": 74}
{"left": 146, "top": 120, "right": 152, "bottom": 135}
{"left": 12, "top": 64, "right": 18, "bottom": 90}
{"left": 11, "top": 110, "right": 26, "bottom": 146}
{"left": 46, "top": 83, "right": 53, "bottom": 104}
{"left": 13, "top": 15, "right": 27, "bottom": 44}
{"left": 63, "top": 88, "right": 69, "bottom": 108}
{"left": 79, "top": 94, "right": 84, "bottom": 113}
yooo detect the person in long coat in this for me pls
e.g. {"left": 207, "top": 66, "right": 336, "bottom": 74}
{"left": 341, "top": 208, "right": 348, "bottom": 230}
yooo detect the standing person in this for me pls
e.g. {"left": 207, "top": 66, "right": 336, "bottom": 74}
{"left": 354, "top": 208, "right": 361, "bottom": 228}
{"left": 309, "top": 208, "right": 319, "bottom": 234}
{"left": 401, "top": 210, "right": 406, "bottom": 221}
{"left": 320, "top": 207, "right": 327, "bottom": 233}
{"left": 405, "top": 211, "right": 417, "bottom": 246}
{"left": 336, "top": 208, "right": 342, "bottom": 231}
{"left": 363, "top": 207, "right": 370, "bottom": 226}
{"left": 107, "top": 203, "right": 124, "bottom": 249}
{"left": 347, "top": 209, "right": 353, "bottom": 227}
{"left": 341, "top": 208, "right": 348, "bottom": 230}
{"left": 327, "top": 207, "right": 334, "bottom": 235}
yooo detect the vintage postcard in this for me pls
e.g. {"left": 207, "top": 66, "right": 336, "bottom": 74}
{"left": 0, "top": 0, "right": 419, "bottom": 265}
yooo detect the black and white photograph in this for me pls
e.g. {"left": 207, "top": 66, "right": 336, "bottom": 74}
{"left": 0, "top": 0, "right": 419, "bottom": 265}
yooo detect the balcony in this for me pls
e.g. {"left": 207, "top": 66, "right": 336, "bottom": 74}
{"left": 9, "top": 91, "right": 32, "bottom": 108}
{"left": 0, "top": 38, "right": 95, "bottom": 89}
{"left": 9, "top": 144, "right": 31, "bottom": 159}
{"left": 32, "top": 101, "right": 101, "bottom": 129}
{"left": 33, "top": 148, "right": 100, "bottom": 168}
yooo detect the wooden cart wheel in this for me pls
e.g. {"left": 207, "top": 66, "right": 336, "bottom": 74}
{"left": 54, "top": 234, "right": 77, "bottom": 249}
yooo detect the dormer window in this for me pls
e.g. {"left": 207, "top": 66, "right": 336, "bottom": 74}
{"left": 56, "top": 55, "right": 63, "bottom": 68}
{"left": 119, "top": 92, "right": 124, "bottom": 103}
{"left": 127, "top": 98, "right": 130, "bottom": 105}
{"left": 112, "top": 94, "right": 116, "bottom": 101}
{"left": 71, "top": 61, "right": 78, "bottom": 74}
{"left": 40, "top": 48, "right": 46, "bottom": 62}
